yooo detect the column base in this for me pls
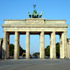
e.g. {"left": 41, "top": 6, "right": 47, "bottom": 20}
{"left": 50, "top": 57, "right": 56, "bottom": 59}
{"left": 26, "top": 57, "right": 30, "bottom": 59}
{"left": 40, "top": 55, "right": 45, "bottom": 59}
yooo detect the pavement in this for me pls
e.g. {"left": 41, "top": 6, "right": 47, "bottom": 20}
{"left": 0, "top": 59, "right": 70, "bottom": 70}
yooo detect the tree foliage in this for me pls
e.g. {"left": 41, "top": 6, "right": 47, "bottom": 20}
{"left": 45, "top": 45, "right": 50, "bottom": 56}
{"left": 33, "top": 52, "right": 40, "bottom": 57}
{"left": 56, "top": 43, "right": 60, "bottom": 57}
{"left": 9, "top": 44, "right": 14, "bottom": 56}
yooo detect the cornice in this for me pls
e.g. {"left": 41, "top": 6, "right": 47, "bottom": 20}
{"left": 2, "top": 24, "right": 68, "bottom": 28}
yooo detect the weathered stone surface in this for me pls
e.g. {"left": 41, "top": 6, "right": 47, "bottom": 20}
{"left": 26, "top": 31, "right": 30, "bottom": 59}
{"left": 67, "top": 39, "right": 70, "bottom": 59}
{"left": 50, "top": 31, "right": 56, "bottom": 59}
{"left": 14, "top": 32, "right": 19, "bottom": 59}
{"left": 40, "top": 32, "right": 45, "bottom": 59}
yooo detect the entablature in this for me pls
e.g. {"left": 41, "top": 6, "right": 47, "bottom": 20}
{"left": 2, "top": 18, "right": 68, "bottom": 28}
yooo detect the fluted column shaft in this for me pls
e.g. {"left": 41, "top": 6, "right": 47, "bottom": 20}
{"left": 18, "top": 34, "right": 20, "bottom": 58}
{"left": 26, "top": 31, "right": 30, "bottom": 59}
{"left": 50, "top": 31, "right": 56, "bottom": 59}
{"left": 2, "top": 31, "right": 7, "bottom": 59}
{"left": 40, "top": 31, "right": 45, "bottom": 59}
{"left": 6, "top": 33, "right": 9, "bottom": 58}
{"left": 14, "top": 32, "right": 19, "bottom": 59}
{"left": 60, "top": 31, "right": 67, "bottom": 59}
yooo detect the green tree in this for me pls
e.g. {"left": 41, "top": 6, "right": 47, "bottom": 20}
{"left": 45, "top": 45, "right": 50, "bottom": 56}
{"left": 56, "top": 43, "right": 60, "bottom": 57}
{"left": 33, "top": 52, "right": 40, "bottom": 57}
{"left": 9, "top": 44, "right": 14, "bottom": 56}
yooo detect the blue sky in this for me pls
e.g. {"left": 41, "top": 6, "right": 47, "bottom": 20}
{"left": 0, "top": 0, "right": 70, "bottom": 54}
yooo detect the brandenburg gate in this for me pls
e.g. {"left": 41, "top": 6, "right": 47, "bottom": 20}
{"left": 2, "top": 5, "right": 68, "bottom": 59}
{"left": 2, "top": 18, "right": 68, "bottom": 59}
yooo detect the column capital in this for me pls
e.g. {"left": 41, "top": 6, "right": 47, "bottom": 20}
{"left": 3, "top": 31, "right": 7, "bottom": 32}
{"left": 26, "top": 31, "right": 30, "bottom": 33}
{"left": 26, "top": 31, "right": 29, "bottom": 32}
{"left": 15, "top": 31, "right": 18, "bottom": 33}
{"left": 41, "top": 31, "right": 44, "bottom": 33}
{"left": 64, "top": 31, "right": 67, "bottom": 33}
{"left": 52, "top": 31, "right": 56, "bottom": 33}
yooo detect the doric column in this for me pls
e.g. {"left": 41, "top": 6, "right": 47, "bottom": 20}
{"left": 26, "top": 31, "right": 30, "bottom": 59}
{"left": 18, "top": 34, "right": 20, "bottom": 58}
{"left": 40, "top": 31, "right": 45, "bottom": 59}
{"left": 6, "top": 33, "right": 9, "bottom": 58}
{"left": 64, "top": 32, "right": 67, "bottom": 58}
{"left": 67, "top": 39, "right": 70, "bottom": 59}
{"left": 2, "top": 31, "right": 7, "bottom": 59}
{"left": 50, "top": 31, "right": 56, "bottom": 59}
{"left": 14, "top": 31, "right": 19, "bottom": 59}
{"left": 60, "top": 31, "right": 67, "bottom": 59}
